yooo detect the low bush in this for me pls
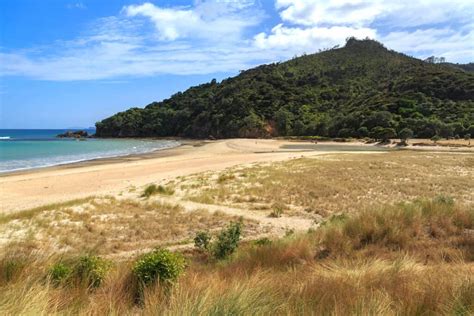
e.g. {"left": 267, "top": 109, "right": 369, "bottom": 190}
{"left": 133, "top": 248, "right": 186, "bottom": 286}
{"left": 156, "top": 185, "right": 174, "bottom": 195}
{"left": 73, "top": 255, "right": 111, "bottom": 288}
{"left": 142, "top": 184, "right": 158, "bottom": 198}
{"left": 212, "top": 220, "right": 243, "bottom": 260}
{"left": 194, "top": 231, "right": 211, "bottom": 251}
{"left": 142, "top": 184, "right": 175, "bottom": 198}
{"left": 193, "top": 220, "right": 244, "bottom": 260}
{"left": 48, "top": 262, "right": 72, "bottom": 285}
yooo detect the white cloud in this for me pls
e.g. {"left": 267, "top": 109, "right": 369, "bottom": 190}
{"left": 274, "top": 0, "right": 473, "bottom": 28}
{"left": 254, "top": 24, "right": 376, "bottom": 53}
{"left": 257, "top": 0, "right": 474, "bottom": 63}
{"left": 381, "top": 27, "right": 474, "bottom": 63}
{"left": 0, "top": 0, "right": 473, "bottom": 81}
{"left": 0, "top": 1, "right": 269, "bottom": 80}
{"left": 123, "top": 1, "right": 262, "bottom": 41}
{"left": 276, "top": 0, "right": 386, "bottom": 26}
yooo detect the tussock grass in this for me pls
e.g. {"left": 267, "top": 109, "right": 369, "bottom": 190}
{"left": 317, "top": 198, "right": 474, "bottom": 261}
{"left": 141, "top": 184, "right": 175, "bottom": 198}
{"left": 0, "top": 199, "right": 472, "bottom": 315}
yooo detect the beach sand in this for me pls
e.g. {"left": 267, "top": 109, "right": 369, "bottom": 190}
{"left": 1, "top": 138, "right": 470, "bottom": 214}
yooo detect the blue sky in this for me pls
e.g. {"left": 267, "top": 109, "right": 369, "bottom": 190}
{"left": 1, "top": 0, "right": 473, "bottom": 129}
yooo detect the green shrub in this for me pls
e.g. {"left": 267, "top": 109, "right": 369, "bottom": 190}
{"left": 133, "top": 248, "right": 186, "bottom": 286}
{"left": 142, "top": 184, "right": 158, "bottom": 198}
{"left": 48, "top": 262, "right": 72, "bottom": 285}
{"left": 194, "top": 231, "right": 212, "bottom": 251}
{"left": 156, "top": 185, "right": 174, "bottom": 195}
{"left": 73, "top": 255, "right": 111, "bottom": 288}
{"left": 142, "top": 184, "right": 174, "bottom": 198}
{"left": 212, "top": 220, "right": 243, "bottom": 260}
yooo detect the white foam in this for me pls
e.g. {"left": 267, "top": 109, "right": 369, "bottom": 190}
{"left": 0, "top": 140, "right": 180, "bottom": 173}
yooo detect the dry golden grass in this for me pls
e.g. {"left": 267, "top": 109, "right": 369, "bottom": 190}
{"left": 0, "top": 199, "right": 472, "bottom": 315}
{"left": 412, "top": 138, "right": 472, "bottom": 147}
{"left": 1, "top": 150, "right": 473, "bottom": 314}
{"left": 0, "top": 197, "right": 258, "bottom": 257}
{"left": 170, "top": 151, "right": 473, "bottom": 217}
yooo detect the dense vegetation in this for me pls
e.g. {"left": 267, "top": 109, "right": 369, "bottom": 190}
{"left": 96, "top": 38, "right": 474, "bottom": 139}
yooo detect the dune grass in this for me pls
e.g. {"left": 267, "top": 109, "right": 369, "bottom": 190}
{"left": 141, "top": 184, "right": 175, "bottom": 198}
{"left": 0, "top": 197, "right": 257, "bottom": 257}
{"left": 0, "top": 198, "right": 472, "bottom": 315}
{"left": 171, "top": 151, "right": 473, "bottom": 217}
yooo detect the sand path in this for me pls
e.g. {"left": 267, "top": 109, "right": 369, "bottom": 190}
{"left": 105, "top": 194, "right": 318, "bottom": 259}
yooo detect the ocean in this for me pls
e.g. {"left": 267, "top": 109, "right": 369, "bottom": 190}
{"left": 0, "top": 129, "right": 180, "bottom": 173}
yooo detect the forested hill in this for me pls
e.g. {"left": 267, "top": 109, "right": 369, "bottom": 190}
{"left": 95, "top": 38, "right": 474, "bottom": 139}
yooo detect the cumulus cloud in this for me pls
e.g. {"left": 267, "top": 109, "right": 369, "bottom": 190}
{"left": 381, "top": 26, "right": 474, "bottom": 63}
{"left": 0, "top": 0, "right": 473, "bottom": 81}
{"left": 254, "top": 24, "right": 376, "bottom": 52}
{"left": 259, "top": 0, "right": 474, "bottom": 62}
{"left": 123, "top": 1, "right": 262, "bottom": 41}
{"left": 274, "top": 0, "right": 473, "bottom": 28}
{"left": 275, "top": 0, "right": 386, "bottom": 26}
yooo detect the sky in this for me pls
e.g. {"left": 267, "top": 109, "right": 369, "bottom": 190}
{"left": 0, "top": 0, "right": 473, "bottom": 129}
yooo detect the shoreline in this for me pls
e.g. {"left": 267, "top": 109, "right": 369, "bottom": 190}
{"left": 1, "top": 138, "right": 471, "bottom": 214}
{"left": 2, "top": 137, "right": 471, "bottom": 177}
{"left": 0, "top": 138, "right": 190, "bottom": 176}
{"left": 1, "top": 137, "right": 471, "bottom": 178}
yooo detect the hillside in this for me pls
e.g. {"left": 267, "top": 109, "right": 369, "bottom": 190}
{"left": 444, "top": 62, "right": 474, "bottom": 73}
{"left": 95, "top": 38, "right": 474, "bottom": 139}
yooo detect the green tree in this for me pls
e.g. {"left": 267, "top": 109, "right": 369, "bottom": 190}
{"left": 274, "top": 108, "right": 294, "bottom": 136}
{"left": 439, "top": 124, "right": 454, "bottom": 139}
{"left": 399, "top": 128, "right": 414, "bottom": 145}
{"left": 357, "top": 126, "right": 369, "bottom": 137}
{"left": 370, "top": 127, "right": 396, "bottom": 142}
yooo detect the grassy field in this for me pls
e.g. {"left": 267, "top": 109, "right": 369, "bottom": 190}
{"left": 170, "top": 151, "right": 473, "bottom": 217}
{"left": 0, "top": 197, "right": 258, "bottom": 257}
{"left": 0, "top": 151, "right": 473, "bottom": 314}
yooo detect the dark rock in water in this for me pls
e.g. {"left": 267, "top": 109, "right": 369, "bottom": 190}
{"left": 57, "top": 130, "right": 89, "bottom": 138}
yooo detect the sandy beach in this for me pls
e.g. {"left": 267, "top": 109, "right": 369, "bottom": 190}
{"left": 1, "top": 138, "right": 472, "bottom": 214}
{"left": 0, "top": 139, "right": 376, "bottom": 213}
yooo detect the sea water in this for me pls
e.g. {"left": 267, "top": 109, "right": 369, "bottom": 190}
{"left": 0, "top": 129, "right": 180, "bottom": 173}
